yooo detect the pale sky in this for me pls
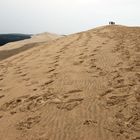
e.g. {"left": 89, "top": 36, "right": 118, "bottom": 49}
{"left": 0, "top": 0, "right": 140, "bottom": 35}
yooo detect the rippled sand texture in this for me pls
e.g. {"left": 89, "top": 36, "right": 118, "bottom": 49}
{"left": 0, "top": 25, "right": 140, "bottom": 140}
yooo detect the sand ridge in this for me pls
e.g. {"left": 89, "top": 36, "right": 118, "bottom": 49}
{"left": 0, "top": 25, "right": 140, "bottom": 140}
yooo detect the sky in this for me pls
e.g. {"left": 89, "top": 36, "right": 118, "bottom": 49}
{"left": 0, "top": 0, "right": 140, "bottom": 35}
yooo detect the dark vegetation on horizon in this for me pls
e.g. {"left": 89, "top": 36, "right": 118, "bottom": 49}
{"left": 0, "top": 34, "right": 31, "bottom": 46}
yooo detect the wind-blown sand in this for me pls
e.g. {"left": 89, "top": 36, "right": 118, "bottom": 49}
{"left": 0, "top": 25, "right": 140, "bottom": 140}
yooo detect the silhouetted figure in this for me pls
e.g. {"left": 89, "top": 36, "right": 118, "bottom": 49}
{"left": 109, "top": 21, "right": 115, "bottom": 25}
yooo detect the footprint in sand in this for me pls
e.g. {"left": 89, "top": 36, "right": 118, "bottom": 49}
{"left": 0, "top": 77, "right": 3, "bottom": 81}
{"left": 65, "top": 89, "right": 83, "bottom": 94}
{"left": 96, "top": 45, "right": 102, "bottom": 49}
{"left": 54, "top": 63, "right": 59, "bottom": 67}
{"left": 106, "top": 95, "right": 129, "bottom": 106}
{"left": 73, "top": 60, "right": 84, "bottom": 65}
{"left": 40, "top": 80, "right": 54, "bottom": 90}
{"left": 32, "top": 88, "right": 38, "bottom": 91}
{"left": 16, "top": 70, "right": 23, "bottom": 74}
{"left": 47, "top": 68, "right": 56, "bottom": 73}
{"left": 102, "top": 42, "right": 106, "bottom": 45}
{"left": 132, "top": 137, "right": 140, "bottom": 140}
{"left": 54, "top": 55, "right": 60, "bottom": 59}
{"left": 16, "top": 116, "right": 41, "bottom": 130}
{"left": 79, "top": 52, "right": 84, "bottom": 56}
{"left": 89, "top": 53, "right": 96, "bottom": 57}
{"left": 23, "top": 77, "right": 30, "bottom": 81}
{"left": 55, "top": 89, "right": 84, "bottom": 111}
{"left": 0, "top": 95, "right": 5, "bottom": 99}
{"left": 56, "top": 98, "right": 84, "bottom": 111}
{"left": 0, "top": 88, "right": 3, "bottom": 91}
{"left": 100, "top": 88, "right": 114, "bottom": 97}
{"left": 93, "top": 48, "right": 100, "bottom": 53}
{"left": 0, "top": 91, "right": 67, "bottom": 113}
{"left": 0, "top": 95, "right": 30, "bottom": 112}
{"left": 79, "top": 55, "right": 88, "bottom": 59}
{"left": 98, "top": 70, "right": 108, "bottom": 76}
{"left": 83, "top": 120, "right": 97, "bottom": 126}
{"left": 20, "top": 73, "right": 27, "bottom": 77}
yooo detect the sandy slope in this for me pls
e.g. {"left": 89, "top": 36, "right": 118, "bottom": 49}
{"left": 0, "top": 33, "right": 61, "bottom": 61}
{"left": 0, "top": 25, "right": 140, "bottom": 140}
{"left": 0, "top": 32, "right": 61, "bottom": 51}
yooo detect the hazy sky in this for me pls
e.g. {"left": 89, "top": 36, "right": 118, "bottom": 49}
{"left": 0, "top": 0, "right": 140, "bottom": 34}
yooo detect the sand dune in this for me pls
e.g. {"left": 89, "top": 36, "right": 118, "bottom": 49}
{"left": 0, "top": 32, "right": 61, "bottom": 50}
{"left": 0, "top": 25, "right": 140, "bottom": 140}
{"left": 0, "top": 33, "right": 61, "bottom": 61}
